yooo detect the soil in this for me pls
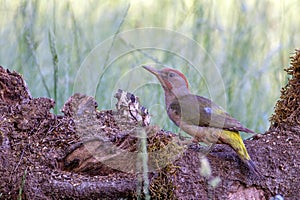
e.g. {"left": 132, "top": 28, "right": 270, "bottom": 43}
{"left": 0, "top": 50, "right": 299, "bottom": 199}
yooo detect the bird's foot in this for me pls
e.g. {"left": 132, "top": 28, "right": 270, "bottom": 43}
{"left": 188, "top": 143, "right": 201, "bottom": 150}
{"left": 188, "top": 142, "right": 215, "bottom": 155}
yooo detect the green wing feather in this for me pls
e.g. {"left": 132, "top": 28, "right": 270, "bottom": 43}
{"left": 169, "top": 94, "right": 254, "bottom": 133}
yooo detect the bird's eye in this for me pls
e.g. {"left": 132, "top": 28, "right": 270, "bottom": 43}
{"left": 168, "top": 72, "right": 176, "bottom": 78}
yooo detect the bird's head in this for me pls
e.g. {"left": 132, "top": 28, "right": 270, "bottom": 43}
{"left": 143, "top": 66, "right": 190, "bottom": 96}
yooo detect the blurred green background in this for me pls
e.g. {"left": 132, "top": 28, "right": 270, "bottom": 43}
{"left": 0, "top": 0, "right": 299, "bottom": 134}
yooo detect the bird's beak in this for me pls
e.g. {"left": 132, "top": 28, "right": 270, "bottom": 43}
{"left": 142, "top": 66, "right": 161, "bottom": 77}
{"left": 142, "top": 66, "right": 166, "bottom": 85}
{"left": 143, "top": 66, "right": 172, "bottom": 91}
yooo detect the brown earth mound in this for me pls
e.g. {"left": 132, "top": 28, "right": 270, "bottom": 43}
{"left": 0, "top": 50, "right": 299, "bottom": 199}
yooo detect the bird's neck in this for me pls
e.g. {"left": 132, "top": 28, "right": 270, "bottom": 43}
{"left": 164, "top": 87, "right": 190, "bottom": 106}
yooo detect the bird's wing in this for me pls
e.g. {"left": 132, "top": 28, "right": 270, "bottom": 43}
{"left": 172, "top": 95, "right": 254, "bottom": 133}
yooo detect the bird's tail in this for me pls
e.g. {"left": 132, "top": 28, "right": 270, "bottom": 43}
{"left": 221, "top": 130, "right": 261, "bottom": 176}
{"left": 244, "top": 159, "right": 261, "bottom": 176}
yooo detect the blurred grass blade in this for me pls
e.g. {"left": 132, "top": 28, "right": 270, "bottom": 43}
{"left": 48, "top": 28, "right": 59, "bottom": 113}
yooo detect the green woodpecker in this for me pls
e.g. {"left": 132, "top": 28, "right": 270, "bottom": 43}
{"left": 143, "top": 66, "right": 259, "bottom": 175}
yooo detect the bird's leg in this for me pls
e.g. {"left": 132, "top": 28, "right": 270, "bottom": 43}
{"left": 188, "top": 137, "right": 216, "bottom": 154}
{"left": 206, "top": 143, "right": 216, "bottom": 152}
